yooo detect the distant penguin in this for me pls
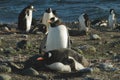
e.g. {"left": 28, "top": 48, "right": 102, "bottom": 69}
{"left": 108, "top": 9, "right": 116, "bottom": 29}
{"left": 18, "top": 5, "right": 35, "bottom": 32}
{"left": 78, "top": 13, "right": 90, "bottom": 33}
{"left": 37, "top": 48, "right": 86, "bottom": 72}
{"left": 41, "top": 8, "right": 56, "bottom": 34}
{"left": 44, "top": 17, "right": 71, "bottom": 52}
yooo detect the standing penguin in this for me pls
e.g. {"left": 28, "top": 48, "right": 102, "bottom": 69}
{"left": 41, "top": 8, "right": 56, "bottom": 34}
{"left": 44, "top": 17, "right": 71, "bottom": 52}
{"left": 18, "top": 5, "right": 35, "bottom": 32}
{"left": 108, "top": 9, "right": 116, "bottom": 29}
{"left": 78, "top": 13, "right": 90, "bottom": 34}
{"left": 37, "top": 48, "right": 87, "bottom": 72}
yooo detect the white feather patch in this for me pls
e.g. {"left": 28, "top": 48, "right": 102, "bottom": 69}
{"left": 46, "top": 25, "right": 68, "bottom": 51}
{"left": 25, "top": 10, "right": 32, "bottom": 32}
{"left": 68, "top": 56, "right": 85, "bottom": 71}
{"left": 46, "top": 62, "right": 71, "bottom": 72}
{"left": 78, "top": 13, "right": 87, "bottom": 31}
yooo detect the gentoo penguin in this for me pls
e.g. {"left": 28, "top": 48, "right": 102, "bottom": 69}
{"left": 41, "top": 17, "right": 71, "bottom": 52}
{"left": 108, "top": 9, "right": 116, "bottom": 29}
{"left": 18, "top": 5, "right": 35, "bottom": 32}
{"left": 37, "top": 48, "right": 87, "bottom": 72}
{"left": 41, "top": 8, "right": 56, "bottom": 34}
{"left": 78, "top": 13, "right": 90, "bottom": 33}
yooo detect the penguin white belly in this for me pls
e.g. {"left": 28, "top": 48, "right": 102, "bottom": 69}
{"left": 79, "top": 16, "right": 86, "bottom": 31}
{"left": 46, "top": 25, "right": 68, "bottom": 51}
{"left": 26, "top": 10, "right": 32, "bottom": 32}
{"left": 46, "top": 62, "right": 71, "bottom": 72}
{"left": 108, "top": 14, "right": 115, "bottom": 29}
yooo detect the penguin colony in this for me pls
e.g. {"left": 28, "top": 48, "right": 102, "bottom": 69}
{"left": 18, "top": 5, "right": 117, "bottom": 33}
{"left": 18, "top": 5, "right": 117, "bottom": 72}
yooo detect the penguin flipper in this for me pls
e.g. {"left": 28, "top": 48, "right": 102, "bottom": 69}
{"left": 67, "top": 30, "right": 72, "bottom": 48}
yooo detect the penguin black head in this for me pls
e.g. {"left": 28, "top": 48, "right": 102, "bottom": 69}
{"left": 83, "top": 13, "right": 89, "bottom": 21}
{"left": 45, "top": 8, "right": 52, "bottom": 13}
{"left": 110, "top": 9, "right": 115, "bottom": 14}
{"left": 83, "top": 13, "right": 90, "bottom": 28}
{"left": 24, "top": 5, "right": 36, "bottom": 12}
{"left": 37, "top": 52, "right": 52, "bottom": 61}
{"left": 48, "top": 17, "right": 61, "bottom": 27}
{"left": 45, "top": 8, "right": 57, "bottom": 16}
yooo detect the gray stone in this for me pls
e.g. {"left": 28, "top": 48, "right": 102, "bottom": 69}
{"left": 0, "top": 65, "right": 11, "bottom": 73}
{"left": 72, "top": 47, "right": 83, "bottom": 54}
{"left": 16, "top": 40, "right": 30, "bottom": 49}
{"left": 98, "top": 63, "right": 117, "bottom": 71}
{"left": 21, "top": 34, "right": 28, "bottom": 38}
{"left": 0, "top": 74, "right": 11, "bottom": 80}
{"left": 21, "top": 67, "right": 39, "bottom": 76}
{"left": 90, "top": 34, "right": 101, "bottom": 40}
{"left": 92, "top": 67, "right": 100, "bottom": 73}
{"left": 78, "top": 45, "right": 96, "bottom": 53}
{"left": 4, "top": 27, "right": 10, "bottom": 32}
{"left": 4, "top": 47, "right": 16, "bottom": 56}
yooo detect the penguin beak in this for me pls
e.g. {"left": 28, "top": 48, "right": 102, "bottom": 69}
{"left": 48, "top": 20, "right": 51, "bottom": 23}
{"left": 37, "top": 57, "right": 44, "bottom": 61}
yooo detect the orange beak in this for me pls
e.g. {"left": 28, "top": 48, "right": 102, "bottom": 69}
{"left": 37, "top": 57, "right": 44, "bottom": 61}
{"left": 47, "top": 20, "right": 51, "bottom": 23}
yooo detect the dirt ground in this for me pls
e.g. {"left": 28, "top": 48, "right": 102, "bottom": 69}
{"left": 0, "top": 23, "right": 120, "bottom": 80}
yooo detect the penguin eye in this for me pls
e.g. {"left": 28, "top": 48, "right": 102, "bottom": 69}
{"left": 48, "top": 52, "right": 52, "bottom": 58}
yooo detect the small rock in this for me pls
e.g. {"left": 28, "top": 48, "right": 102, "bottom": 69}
{"left": 104, "top": 40, "right": 110, "bottom": 44}
{"left": 0, "top": 48, "right": 4, "bottom": 52}
{"left": 96, "top": 42, "right": 102, "bottom": 45}
{"left": 0, "top": 65, "right": 11, "bottom": 73}
{"left": 39, "top": 73, "right": 49, "bottom": 80}
{"left": 79, "top": 68, "right": 93, "bottom": 73}
{"left": 72, "top": 47, "right": 83, "bottom": 54}
{"left": 4, "top": 27, "right": 10, "bottom": 32}
{"left": 92, "top": 67, "right": 100, "bottom": 73}
{"left": 36, "top": 32, "right": 43, "bottom": 35}
{"left": 7, "top": 62, "right": 21, "bottom": 73}
{"left": 98, "top": 63, "right": 117, "bottom": 72}
{"left": 113, "top": 54, "right": 120, "bottom": 62}
{"left": 78, "top": 45, "right": 96, "bottom": 53}
{"left": 106, "top": 51, "right": 114, "bottom": 54}
{"left": 0, "top": 74, "right": 11, "bottom": 80}
{"left": 84, "top": 77, "right": 100, "bottom": 80}
{"left": 21, "top": 67, "right": 39, "bottom": 76}
{"left": 21, "top": 34, "right": 28, "bottom": 38}
{"left": 16, "top": 40, "right": 30, "bottom": 49}
{"left": 4, "top": 47, "right": 16, "bottom": 56}
{"left": 90, "top": 34, "right": 101, "bottom": 40}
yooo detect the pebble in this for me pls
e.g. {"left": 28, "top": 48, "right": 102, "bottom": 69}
{"left": 0, "top": 65, "right": 11, "bottom": 73}
{"left": 16, "top": 40, "right": 30, "bottom": 49}
{"left": 90, "top": 34, "right": 101, "bottom": 40}
{"left": 98, "top": 63, "right": 117, "bottom": 72}
{"left": 113, "top": 54, "right": 120, "bottom": 62}
{"left": 21, "top": 35, "right": 28, "bottom": 38}
{"left": 107, "top": 51, "right": 113, "bottom": 54}
{"left": 79, "top": 68, "right": 93, "bottom": 73}
{"left": 35, "top": 31, "right": 43, "bottom": 35}
{"left": 72, "top": 47, "right": 83, "bottom": 54}
{"left": 78, "top": 45, "right": 96, "bottom": 53}
{"left": 0, "top": 74, "right": 11, "bottom": 80}
{"left": 21, "top": 67, "right": 39, "bottom": 76}
{"left": 92, "top": 67, "right": 100, "bottom": 73}
{"left": 4, "top": 27, "right": 10, "bottom": 32}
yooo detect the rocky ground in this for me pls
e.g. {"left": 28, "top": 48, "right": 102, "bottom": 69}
{"left": 0, "top": 22, "right": 120, "bottom": 80}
